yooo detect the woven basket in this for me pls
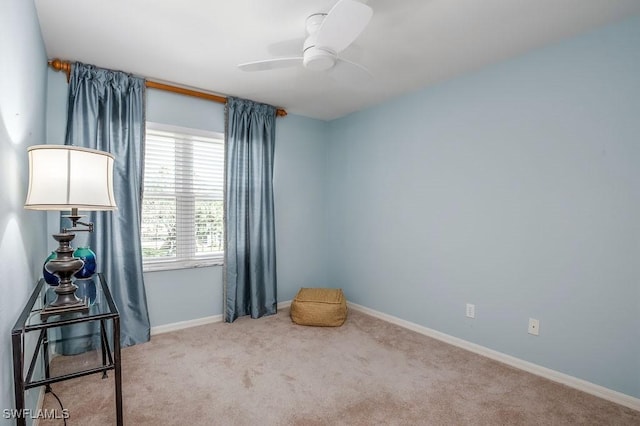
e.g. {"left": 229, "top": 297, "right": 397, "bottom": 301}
{"left": 290, "top": 288, "right": 347, "bottom": 327}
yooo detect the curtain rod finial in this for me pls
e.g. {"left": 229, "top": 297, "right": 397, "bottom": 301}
{"left": 49, "top": 58, "right": 72, "bottom": 82}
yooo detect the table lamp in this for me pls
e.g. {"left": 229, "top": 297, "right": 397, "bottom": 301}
{"left": 24, "top": 145, "right": 117, "bottom": 318}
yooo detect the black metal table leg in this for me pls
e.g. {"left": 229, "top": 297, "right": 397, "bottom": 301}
{"left": 100, "top": 319, "right": 108, "bottom": 379}
{"left": 43, "top": 328, "right": 52, "bottom": 393}
{"left": 114, "top": 317, "right": 123, "bottom": 426}
{"left": 12, "top": 331, "right": 26, "bottom": 426}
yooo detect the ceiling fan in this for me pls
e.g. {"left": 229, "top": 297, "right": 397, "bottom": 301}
{"left": 238, "top": 0, "right": 373, "bottom": 78}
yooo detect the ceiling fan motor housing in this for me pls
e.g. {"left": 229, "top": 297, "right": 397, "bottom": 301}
{"left": 303, "top": 45, "right": 336, "bottom": 71}
{"left": 306, "top": 13, "right": 326, "bottom": 34}
{"left": 303, "top": 14, "right": 336, "bottom": 71}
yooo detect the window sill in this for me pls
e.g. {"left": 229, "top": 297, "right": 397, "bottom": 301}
{"left": 143, "top": 258, "right": 224, "bottom": 273}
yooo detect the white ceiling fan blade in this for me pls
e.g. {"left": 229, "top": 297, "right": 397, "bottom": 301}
{"left": 316, "top": 0, "right": 373, "bottom": 54}
{"left": 329, "top": 57, "right": 372, "bottom": 85}
{"left": 238, "top": 57, "right": 302, "bottom": 72}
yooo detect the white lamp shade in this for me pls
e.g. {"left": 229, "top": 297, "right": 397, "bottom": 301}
{"left": 24, "top": 145, "right": 117, "bottom": 211}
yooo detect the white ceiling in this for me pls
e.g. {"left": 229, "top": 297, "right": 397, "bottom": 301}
{"left": 35, "top": 0, "right": 640, "bottom": 121}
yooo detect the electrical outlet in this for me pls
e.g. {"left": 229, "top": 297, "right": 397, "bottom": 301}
{"left": 466, "top": 303, "right": 475, "bottom": 319}
{"left": 528, "top": 318, "right": 540, "bottom": 335}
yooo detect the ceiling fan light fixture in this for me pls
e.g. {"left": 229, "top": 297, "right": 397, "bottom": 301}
{"left": 237, "top": 0, "right": 372, "bottom": 75}
{"left": 303, "top": 46, "right": 336, "bottom": 71}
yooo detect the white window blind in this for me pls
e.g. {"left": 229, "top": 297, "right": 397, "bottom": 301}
{"left": 141, "top": 123, "right": 224, "bottom": 271}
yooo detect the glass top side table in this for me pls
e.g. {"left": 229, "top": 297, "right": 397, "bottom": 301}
{"left": 11, "top": 273, "right": 122, "bottom": 426}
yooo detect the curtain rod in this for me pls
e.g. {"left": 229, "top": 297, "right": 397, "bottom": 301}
{"left": 48, "top": 59, "right": 287, "bottom": 117}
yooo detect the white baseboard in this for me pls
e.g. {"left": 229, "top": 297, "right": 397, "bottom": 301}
{"left": 277, "top": 300, "right": 292, "bottom": 310}
{"left": 151, "top": 314, "right": 222, "bottom": 335}
{"left": 347, "top": 302, "right": 640, "bottom": 412}
{"left": 151, "top": 302, "right": 292, "bottom": 336}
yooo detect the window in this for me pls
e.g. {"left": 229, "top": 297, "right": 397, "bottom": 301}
{"left": 141, "top": 123, "right": 224, "bottom": 271}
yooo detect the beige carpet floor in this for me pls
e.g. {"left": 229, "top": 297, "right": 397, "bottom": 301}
{"left": 40, "top": 308, "right": 640, "bottom": 425}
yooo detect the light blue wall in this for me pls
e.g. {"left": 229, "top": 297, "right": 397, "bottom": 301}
{"left": 327, "top": 16, "right": 640, "bottom": 398}
{"left": 146, "top": 89, "right": 225, "bottom": 132}
{"left": 274, "top": 114, "right": 328, "bottom": 300}
{"left": 0, "top": 0, "right": 48, "bottom": 424}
